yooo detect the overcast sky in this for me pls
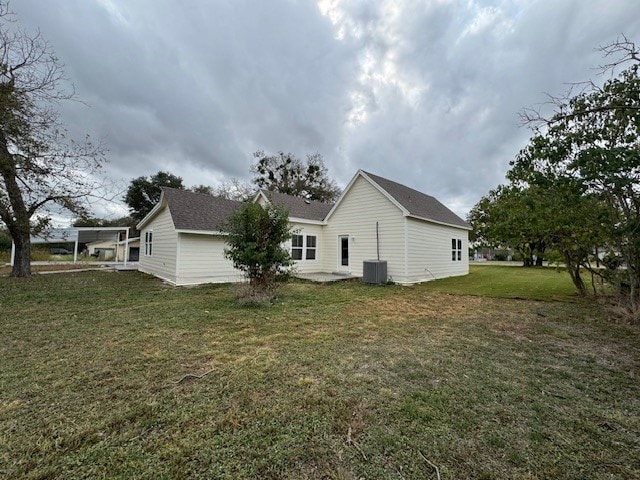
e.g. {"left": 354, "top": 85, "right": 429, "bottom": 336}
{"left": 14, "top": 0, "right": 640, "bottom": 220}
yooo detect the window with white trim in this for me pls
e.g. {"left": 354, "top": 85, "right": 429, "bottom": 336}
{"left": 305, "top": 235, "right": 316, "bottom": 260}
{"left": 291, "top": 234, "right": 317, "bottom": 261}
{"left": 291, "top": 234, "right": 303, "bottom": 260}
{"left": 452, "top": 238, "right": 462, "bottom": 261}
{"left": 144, "top": 231, "right": 153, "bottom": 256}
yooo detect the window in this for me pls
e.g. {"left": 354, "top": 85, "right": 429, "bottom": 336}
{"left": 291, "top": 235, "right": 303, "bottom": 260}
{"left": 145, "top": 231, "right": 153, "bottom": 256}
{"left": 305, "top": 235, "right": 316, "bottom": 260}
{"left": 291, "top": 234, "right": 317, "bottom": 261}
{"left": 452, "top": 238, "right": 462, "bottom": 261}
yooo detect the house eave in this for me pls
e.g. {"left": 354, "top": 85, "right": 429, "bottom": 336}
{"left": 137, "top": 194, "right": 167, "bottom": 230}
{"left": 405, "top": 213, "right": 472, "bottom": 230}
{"left": 289, "top": 217, "right": 326, "bottom": 225}
{"left": 175, "top": 229, "right": 228, "bottom": 236}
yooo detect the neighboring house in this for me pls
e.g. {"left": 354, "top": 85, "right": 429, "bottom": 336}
{"left": 85, "top": 237, "right": 140, "bottom": 262}
{"left": 116, "top": 237, "right": 141, "bottom": 262}
{"left": 137, "top": 170, "right": 470, "bottom": 286}
{"left": 86, "top": 239, "right": 117, "bottom": 260}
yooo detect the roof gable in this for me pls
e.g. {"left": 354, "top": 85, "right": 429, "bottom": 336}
{"left": 325, "top": 170, "right": 470, "bottom": 229}
{"left": 256, "top": 190, "right": 333, "bottom": 222}
{"left": 139, "top": 188, "right": 243, "bottom": 232}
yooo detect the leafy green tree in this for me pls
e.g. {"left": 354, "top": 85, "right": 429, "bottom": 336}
{"left": 124, "top": 171, "right": 184, "bottom": 222}
{"left": 223, "top": 202, "right": 293, "bottom": 298}
{"left": 0, "top": 3, "right": 105, "bottom": 277}
{"left": 251, "top": 151, "right": 340, "bottom": 202}
{"left": 472, "top": 37, "right": 640, "bottom": 311}
{"left": 468, "top": 185, "right": 547, "bottom": 267}
{"left": 469, "top": 178, "right": 609, "bottom": 295}
{"left": 512, "top": 40, "right": 640, "bottom": 313}
{"left": 73, "top": 215, "right": 134, "bottom": 228}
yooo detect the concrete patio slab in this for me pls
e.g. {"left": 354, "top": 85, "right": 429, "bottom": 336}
{"left": 295, "top": 272, "right": 360, "bottom": 283}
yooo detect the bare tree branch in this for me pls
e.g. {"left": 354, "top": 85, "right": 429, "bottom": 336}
{"left": 0, "top": 1, "right": 108, "bottom": 276}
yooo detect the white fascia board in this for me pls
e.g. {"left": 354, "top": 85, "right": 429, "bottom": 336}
{"left": 323, "top": 172, "right": 360, "bottom": 222}
{"left": 405, "top": 214, "right": 472, "bottom": 231}
{"left": 75, "top": 226, "right": 130, "bottom": 231}
{"left": 253, "top": 190, "right": 269, "bottom": 204}
{"left": 288, "top": 217, "right": 326, "bottom": 225}
{"left": 175, "top": 229, "right": 228, "bottom": 236}
{"left": 136, "top": 193, "right": 166, "bottom": 230}
{"left": 115, "top": 237, "right": 140, "bottom": 245}
{"left": 358, "top": 171, "right": 409, "bottom": 215}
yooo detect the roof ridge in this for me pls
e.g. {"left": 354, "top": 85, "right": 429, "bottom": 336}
{"left": 162, "top": 187, "right": 244, "bottom": 204}
{"left": 261, "top": 189, "right": 334, "bottom": 206}
{"left": 363, "top": 170, "right": 436, "bottom": 199}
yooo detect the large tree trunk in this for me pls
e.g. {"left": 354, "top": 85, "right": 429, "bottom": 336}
{"left": 0, "top": 137, "right": 33, "bottom": 277}
{"left": 10, "top": 229, "right": 31, "bottom": 277}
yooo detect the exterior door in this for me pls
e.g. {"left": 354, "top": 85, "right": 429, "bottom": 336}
{"left": 129, "top": 247, "right": 140, "bottom": 262}
{"left": 338, "top": 235, "right": 349, "bottom": 271}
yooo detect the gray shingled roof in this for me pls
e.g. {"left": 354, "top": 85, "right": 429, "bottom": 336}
{"left": 363, "top": 171, "right": 470, "bottom": 229}
{"left": 162, "top": 188, "right": 243, "bottom": 231}
{"left": 260, "top": 190, "right": 333, "bottom": 221}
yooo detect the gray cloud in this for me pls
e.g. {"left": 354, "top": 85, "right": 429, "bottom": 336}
{"left": 13, "top": 0, "right": 640, "bottom": 219}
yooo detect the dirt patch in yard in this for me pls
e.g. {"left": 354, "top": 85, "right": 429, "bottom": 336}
{"left": 351, "top": 292, "right": 485, "bottom": 322}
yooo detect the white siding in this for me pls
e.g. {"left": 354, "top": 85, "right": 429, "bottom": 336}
{"left": 256, "top": 194, "right": 268, "bottom": 207}
{"left": 176, "top": 233, "right": 244, "bottom": 285}
{"left": 406, "top": 217, "right": 469, "bottom": 283}
{"left": 289, "top": 222, "right": 324, "bottom": 274}
{"left": 323, "top": 176, "right": 406, "bottom": 280}
{"left": 138, "top": 206, "right": 178, "bottom": 283}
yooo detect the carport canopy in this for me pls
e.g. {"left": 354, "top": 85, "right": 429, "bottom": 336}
{"left": 10, "top": 226, "right": 131, "bottom": 266}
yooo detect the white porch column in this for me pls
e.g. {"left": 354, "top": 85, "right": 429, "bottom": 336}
{"left": 123, "top": 227, "right": 130, "bottom": 267}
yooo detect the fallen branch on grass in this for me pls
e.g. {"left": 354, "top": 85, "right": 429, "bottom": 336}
{"left": 174, "top": 369, "right": 214, "bottom": 385}
{"left": 540, "top": 389, "right": 567, "bottom": 399}
{"left": 418, "top": 451, "right": 441, "bottom": 480}
{"left": 346, "top": 424, "right": 367, "bottom": 461}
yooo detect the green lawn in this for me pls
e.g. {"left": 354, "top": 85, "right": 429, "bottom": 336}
{"left": 1, "top": 268, "right": 638, "bottom": 479}
{"left": 424, "top": 264, "right": 581, "bottom": 301}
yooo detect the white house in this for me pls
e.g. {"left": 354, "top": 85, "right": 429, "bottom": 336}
{"left": 137, "top": 170, "right": 470, "bottom": 285}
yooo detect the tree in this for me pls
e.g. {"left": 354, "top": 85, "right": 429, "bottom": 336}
{"left": 190, "top": 184, "right": 214, "bottom": 195}
{"left": 73, "top": 215, "right": 133, "bottom": 228}
{"left": 0, "top": 3, "right": 106, "bottom": 277}
{"left": 73, "top": 214, "right": 139, "bottom": 236}
{"left": 124, "top": 171, "right": 184, "bottom": 222}
{"left": 214, "top": 177, "right": 254, "bottom": 202}
{"left": 508, "top": 36, "right": 640, "bottom": 313}
{"left": 0, "top": 226, "right": 10, "bottom": 251}
{"left": 222, "top": 202, "right": 293, "bottom": 300}
{"left": 468, "top": 185, "right": 547, "bottom": 267}
{"left": 251, "top": 151, "right": 340, "bottom": 202}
